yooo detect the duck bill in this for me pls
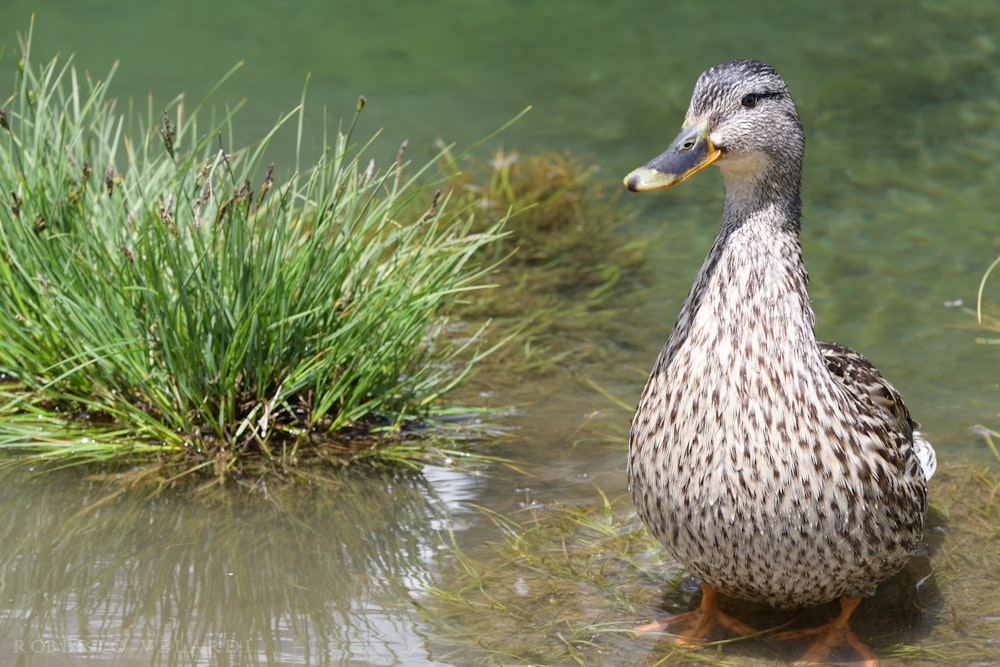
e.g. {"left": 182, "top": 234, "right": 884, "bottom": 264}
{"left": 623, "top": 125, "right": 722, "bottom": 192}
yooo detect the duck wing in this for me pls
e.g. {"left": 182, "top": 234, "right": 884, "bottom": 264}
{"left": 819, "top": 340, "right": 936, "bottom": 481}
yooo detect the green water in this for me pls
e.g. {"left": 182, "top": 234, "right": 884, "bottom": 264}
{"left": 1, "top": 1, "right": 999, "bottom": 665}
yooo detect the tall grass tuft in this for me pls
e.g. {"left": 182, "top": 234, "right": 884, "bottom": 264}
{"left": 0, "top": 24, "right": 509, "bottom": 477}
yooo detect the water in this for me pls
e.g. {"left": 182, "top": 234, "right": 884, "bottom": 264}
{"left": 1, "top": 1, "right": 999, "bottom": 665}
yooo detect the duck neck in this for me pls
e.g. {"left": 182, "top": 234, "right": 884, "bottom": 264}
{"left": 718, "top": 154, "right": 802, "bottom": 235}
{"left": 670, "top": 161, "right": 815, "bottom": 362}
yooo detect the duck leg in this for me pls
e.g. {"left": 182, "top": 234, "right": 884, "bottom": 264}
{"left": 635, "top": 582, "right": 758, "bottom": 645}
{"left": 769, "top": 597, "right": 878, "bottom": 667}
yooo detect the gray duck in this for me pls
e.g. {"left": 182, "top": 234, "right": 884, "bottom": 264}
{"left": 623, "top": 59, "right": 936, "bottom": 666}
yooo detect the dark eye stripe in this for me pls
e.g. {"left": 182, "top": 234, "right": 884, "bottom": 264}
{"left": 741, "top": 91, "right": 782, "bottom": 108}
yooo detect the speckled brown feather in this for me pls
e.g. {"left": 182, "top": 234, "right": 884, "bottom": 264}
{"left": 627, "top": 60, "right": 933, "bottom": 609}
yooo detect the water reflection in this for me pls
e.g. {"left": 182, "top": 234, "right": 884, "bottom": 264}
{"left": 0, "top": 467, "right": 469, "bottom": 665}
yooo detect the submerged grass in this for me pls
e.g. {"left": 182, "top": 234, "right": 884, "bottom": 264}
{"left": 438, "top": 145, "right": 650, "bottom": 372}
{"left": 420, "top": 465, "right": 1000, "bottom": 666}
{"left": 0, "top": 24, "right": 514, "bottom": 478}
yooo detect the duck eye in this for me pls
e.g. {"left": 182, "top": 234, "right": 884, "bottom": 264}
{"left": 741, "top": 93, "right": 758, "bottom": 108}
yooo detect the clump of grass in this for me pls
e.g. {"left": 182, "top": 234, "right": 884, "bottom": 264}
{"left": 0, "top": 24, "right": 510, "bottom": 478}
{"left": 439, "top": 146, "right": 650, "bottom": 370}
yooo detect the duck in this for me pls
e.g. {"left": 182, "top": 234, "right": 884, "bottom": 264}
{"left": 623, "top": 59, "right": 936, "bottom": 667}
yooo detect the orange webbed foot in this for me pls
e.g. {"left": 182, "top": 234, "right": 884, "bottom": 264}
{"left": 634, "top": 582, "right": 758, "bottom": 646}
{"left": 768, "top": 597, "right": 879, "bottom": 667}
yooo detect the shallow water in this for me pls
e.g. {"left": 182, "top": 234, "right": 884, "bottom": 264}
{"left": 1, "top": 1, "right": 999, "bottom": 665}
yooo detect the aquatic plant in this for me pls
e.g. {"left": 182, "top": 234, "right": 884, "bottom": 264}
{"left": 972, "top": 256, "right": 1000, "bottom": 460}
{"left": 420, "top": 468, "right": 1000, "bottom": 667}
{"left": 975, "top": 254, "right": 1000, "bottom": 345}
{"left": 0, "top": 24, "right": 511, "bottom": 478}
{"left": 439, "top": 146, "right": 649, "bottom": 371}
